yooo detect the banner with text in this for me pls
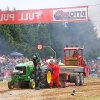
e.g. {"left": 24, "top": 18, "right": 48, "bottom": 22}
{"left": 0, "top": 6, "right": 88, "bottom": 24}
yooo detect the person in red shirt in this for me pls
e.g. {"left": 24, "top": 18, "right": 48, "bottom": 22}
{"left": 49, "top": 60, "right": 61, "bottom": 88}
{"left": 72, "top": 50, "right": 78, "bottom": 57}
{"left": 72, "top": 50, "right": 83, "bottom": 66}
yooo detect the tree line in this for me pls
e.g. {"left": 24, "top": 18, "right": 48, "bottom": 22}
{"left": 0, "top": 20, "right": 100, "bottom": 60}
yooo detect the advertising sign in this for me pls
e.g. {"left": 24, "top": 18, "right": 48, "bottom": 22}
{"left": 53, "top": 6, "right": 88, "bottom": 22}
{"left": 0, "top": 6, "right": 88, "bottom": 24}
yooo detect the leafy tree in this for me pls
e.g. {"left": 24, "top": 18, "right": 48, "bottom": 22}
{"left": 48, "top": 20, "right": 99, "bottom": 59}
{"left": 0, "top": 19, "right": 99, "bottom": 59}
{"left": 65, "top": 20, "right": 99, "bottom": 59}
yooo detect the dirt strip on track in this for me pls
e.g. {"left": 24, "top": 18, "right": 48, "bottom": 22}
{"left": 0, "top": 78, "right": 100, "bottom": 100}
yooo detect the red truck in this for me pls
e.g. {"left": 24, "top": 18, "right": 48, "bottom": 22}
{"left": 58, "top": 46, "right": 90, "bottom": 87}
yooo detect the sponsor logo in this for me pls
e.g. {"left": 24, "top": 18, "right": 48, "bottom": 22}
{"left": 54, "top": 10, "right": 86, "bottom": 20}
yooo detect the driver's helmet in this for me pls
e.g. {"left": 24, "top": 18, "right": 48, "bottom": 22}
{"left": 33, "top": 53, "right": 40, "bottom": 58}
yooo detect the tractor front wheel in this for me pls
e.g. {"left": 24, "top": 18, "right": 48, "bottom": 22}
{"left": 29, "top": 79, "right": 36, "bottom": 89}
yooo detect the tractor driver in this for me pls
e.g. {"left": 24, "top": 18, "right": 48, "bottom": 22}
{"left": 72, "top": 50, "right": 78, "bottom": 57}
{"left": 32, "top": 53, "right": 41, "bottom": 66}
{"left": 72, "top": 50, "right": 83, "bottom": 66}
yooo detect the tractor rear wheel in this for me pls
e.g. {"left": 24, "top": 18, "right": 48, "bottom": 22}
{"left": 46, "top": 70, "right": 52, "bottom": 84}
{"left": 29, "top": 79, "right": 36, "bottom": 89}
{"left": 41, "top": 68, "right": 52, "bottom": 88}
{"left": 8, "top": 81, "right": 14, "bottom": 89}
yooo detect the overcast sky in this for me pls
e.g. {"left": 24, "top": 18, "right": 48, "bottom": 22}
{"left": 0, "top": 0, "right": 100, "bottom": 37}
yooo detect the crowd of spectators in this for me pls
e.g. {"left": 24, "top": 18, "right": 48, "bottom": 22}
{"left": 0, "top": 54, "right": 29, "bottom": 76}
{"left": 86, "top": 60, "right": 100, "bottom": 68}
{"left": 86, "top": 59, "right": 100, "bottom": 76}
{"left": 0, "top": 53, "right": 100, "bottom": 77}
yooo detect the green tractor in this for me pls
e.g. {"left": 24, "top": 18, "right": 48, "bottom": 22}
{"left": 8, "top": 61, "right": 52, "bottom": 89}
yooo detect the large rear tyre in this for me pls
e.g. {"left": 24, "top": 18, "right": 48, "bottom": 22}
{"left": 59, "top": 74, "right": 66, "bottom": 88}
{"left": 74, "top": 74, "right": 80, "bottom": 86}
{"left": 69, "top": 73, "right": 80, "bottom": 86}
{"left": 29, "top": 79, "right": 36, "bottom": 89}
{"left": 79, "top": 73, "right": 84, "bottom": 86}
{"left": 8, "top": 81, "right": 14, "bottom": 89}
{"left": 60, "top": 81, "right": 66, "bottom": 88}
{"left": 46, "top": 70, "right": 52, "bottom": 84}
{"left": 41, "top": 68, "right": 52, "bottom": 88}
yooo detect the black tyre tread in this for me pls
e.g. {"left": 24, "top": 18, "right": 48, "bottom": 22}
{"left": 69, "top": 74, "right": 75, "bottom": 83}
{"left": 41, "top": 67, "right": 52, "bottom": 88}
{"left": 8, "top": 81, "right": 14, "bottom": 89}
{"left": 69, "top": 73, "right": 80, "bottom": 86}
{"left": 74, "top": 74, "right": 80, "bottom": 86}
{"left": 59, "top": 74, "right": 66, "bottom": 88}
{"left": 60, "top": 80, "right": 66, "bottom": 88}
{"left": 79, "top": 73, "right": 84, "bottom": 86}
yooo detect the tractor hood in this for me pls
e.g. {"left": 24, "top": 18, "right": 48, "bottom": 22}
{"left": 16, "top": 61, "right": 34, "bottom": 67}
